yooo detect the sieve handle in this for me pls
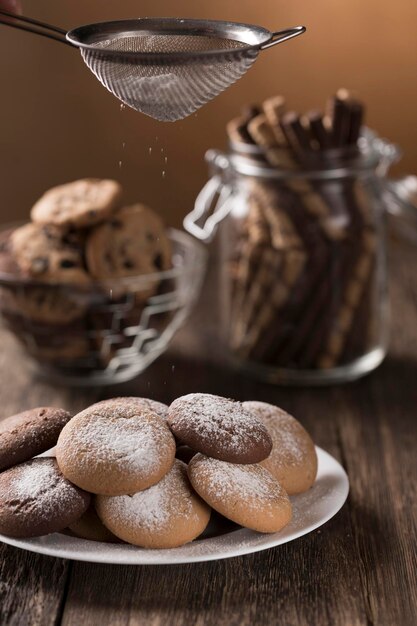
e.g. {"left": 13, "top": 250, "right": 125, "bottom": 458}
{"left": 0, "top": 10, "right": 71, "bottom": 46}
{"left": 261, "top": 26, "right": 306, "bottom": 50}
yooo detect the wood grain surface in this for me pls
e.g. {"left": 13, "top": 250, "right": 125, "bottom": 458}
{"left": 0, "top": 240, "right": 416, "bottom": 626}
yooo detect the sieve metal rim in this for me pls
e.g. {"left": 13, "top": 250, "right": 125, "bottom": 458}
{"left": 66, "top": 18, "right": 302, "bottom": 61}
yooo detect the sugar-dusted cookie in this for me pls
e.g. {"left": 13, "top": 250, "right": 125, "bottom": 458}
{"left": 168, "top": 393, "right": 272, "bottom": 464}
{"left": 0, "top": 458, "right": 90, "bottom": 538}
{"left": 68, "top": 502, "right": 120, "bottom": 543}
{"left": 0, "top": 407, "right": 72, "bottom": 472}
{"left": 91, "top": 397, "right": 169, "bottom": 424}
{"left": 11, "top": 223, "right": 90, "bottom": 285}
{"left": 96, "top": 460, "right": 211, "bottom": 548}
{"left": 243, "top": 401, "right": 317, "bottom": 494}
{"left": 56, "top": 399, "right": 176, "bottom": 495}
{"left": 188, "top": 453, "right": 292, "bottom": 533}
{"left": 31, "top": 178, "right": 122, "bottom": 228}
{"left": 85, "top": 204, "right": 172, "bottom": 281}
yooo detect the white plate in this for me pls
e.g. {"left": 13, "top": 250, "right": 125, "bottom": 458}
{"left": 0, "top": 446, "right": 348, "bottom": 565}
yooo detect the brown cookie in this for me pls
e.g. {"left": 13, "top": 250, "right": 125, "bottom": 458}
{"left": 67, "top": 502, "right": 120, "bottom": 543}
{"left": 0, "top": 282, "right": 87, "bottom": 325}
{"left": 96, "top": 460, "right": 211, "bottom": 549}
{"left": 56, "top": 399, "right": 176, "bottom": 496}
{"left": 91, "top": 397, "right": 169, "bottom": 424}
{"left": 85, "top": 204, "right": 172, "bottom": 282}
{"left": 188, "top": 454, "right": 292, "bottom": 533}
{"left": 25, "top": 336, "right": 90, "bottom": 364}
{"left": 175, "top": 445, "right": 197, "bottom": 464}
{"left": 0, "top": 407, "right": 72, "bottom": 472}
{"left": 0, "top": 458, "right": 90, "bottom": 538}
{"left": 1, "top": 310, "right": 90, "bottom": 366}
{"left": 31, "top": 179, "right": 123, "bottom": 228}
{"left": 243, "top": 401, "right": 317, "bottom": 494}
{"left": 11, "top": 223, "right": 90, "bottom": 285}
{"left": 168, "top": 393, "right": 272, "bottom": 464}
{"left": 0, "top": 228, "right": 21, "bottom": 276}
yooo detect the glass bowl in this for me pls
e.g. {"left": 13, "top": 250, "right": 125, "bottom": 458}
{"left": 0, "top": 228, "right": 206, "bottom": 386}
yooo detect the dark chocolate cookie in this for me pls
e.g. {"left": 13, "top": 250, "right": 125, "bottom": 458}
{"left": 168, "top": 393, "right": 272, "bottom": 464}
{"left": 0, "top": 458, "right": 90, "bottom": 538}
{"left": 0, "top": 407, "right": 72, "bottom": 472}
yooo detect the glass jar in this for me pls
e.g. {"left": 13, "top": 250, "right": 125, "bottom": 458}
{"left": 185, "top": 131, "right": 399, "bottom": 384}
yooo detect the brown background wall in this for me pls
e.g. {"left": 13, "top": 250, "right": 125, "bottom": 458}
{"left": 0, "top": 0, "right": 416, "bottom": 227}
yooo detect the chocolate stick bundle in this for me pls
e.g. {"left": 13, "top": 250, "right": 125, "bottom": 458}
{"left": 225, "top": 90, "right": 376, "bottom": 370}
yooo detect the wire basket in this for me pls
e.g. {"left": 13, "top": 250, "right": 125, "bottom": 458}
{"left": 0, "top": 229, "right": 206, "bottom": 386}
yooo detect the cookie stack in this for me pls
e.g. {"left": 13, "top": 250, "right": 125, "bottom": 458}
{"left": 0, "top": 394, "right": 318, "bottom": 548}
{"left": 0, "top": 179, "right": 172, "bottom": 369}
{"left": 225, "top": 91, "right": 377, "bottom": 370}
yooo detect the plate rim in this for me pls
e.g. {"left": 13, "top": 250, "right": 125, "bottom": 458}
{"left": 0, "top": 446, "right": 349, "bottom": 565}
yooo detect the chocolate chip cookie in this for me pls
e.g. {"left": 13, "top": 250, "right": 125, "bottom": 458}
{"left": 85, "top": 204, "right": 172, "bottom": 281}
{"left": 31, "top": 178, "right": 123, "bottom": 228}
{"left": 11, "top": 222, "right": 90, "bottom": 285}
{"left": 0, "top": 284, "right": 87, "bottom": 325}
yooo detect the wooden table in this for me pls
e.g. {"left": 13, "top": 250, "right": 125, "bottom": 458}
{"left": 0, "top": 241, "right": 416, "bottom": 626}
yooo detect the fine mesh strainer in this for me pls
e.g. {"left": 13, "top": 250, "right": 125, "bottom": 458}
{"left": 0, "top": 11, "right": 305, "bottom": 121}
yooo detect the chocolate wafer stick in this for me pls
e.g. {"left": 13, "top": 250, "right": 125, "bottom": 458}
{"left": 276, "top": 173, "right": 366, "bottom": 369}
{"left": 247, "top": 114, "right": 298, "bottom": 169}
{"left": 229, "top": 199, "right": 272, "bottom": 348}
{"left": 316, "top": 184, "right": 377, "bottom": 367}
{"left": 233, "top": 181, "right": 307, "bottom": 357}
{"left": 226, "top": 116, "right": 255, "bottom": 145}
{"left": 241, "top": 104, "right": 262, "bottom": 119}
{"left": 243, "top": 248, "right": 306, "bottom": 358}
{"left": 234, "top": 247, "right": 284, "bottom": 355}
{"left": 305, "top": 110, "right": 333, "bottom": 150}
{"left": 331, "top": 97, "right": 352, "bottom": 147}
{"left": 317, "top": 245, "right": 374, "bottom": 368}
{"left": 341, "top": 254, "right": 375, "bottom": 362}
{"left": 263, "top": 95, "right": 288, "bottom": 145}
{"left": 243, "top": 185, "right": 305, "bottom": 342}
{"left": 231, "top": 188, "right": 288, "bottom": 350}
{"left": 280, "top": 112, "right": 314, "bottom": 156}
{"left": 248, "top": 183, "right": 329, "bottom": 362}
{"left": 296, "top": 231, "right": 356, "bottom": 368}
{"left": 229, "top": 239, "right": 262, "bottom": 349}
{"left": 329, "top": 90, "right": 364, "bottom": 149}
{"left": 347, "top": 101, "right": 364, "bottom": 145}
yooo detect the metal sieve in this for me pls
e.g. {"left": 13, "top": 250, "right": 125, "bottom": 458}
{"left": 0, "top": 11, "right": 305, "bottom": 121}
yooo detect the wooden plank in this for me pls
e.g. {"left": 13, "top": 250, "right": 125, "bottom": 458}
{"left": 0, "top": 332, "right": 98, "bottom": 626}
{"left": 0, "top": 547, "right": 69, "bottom": 626}
{"left": 334, "top": 242, "right": 417, "bottom": 626}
